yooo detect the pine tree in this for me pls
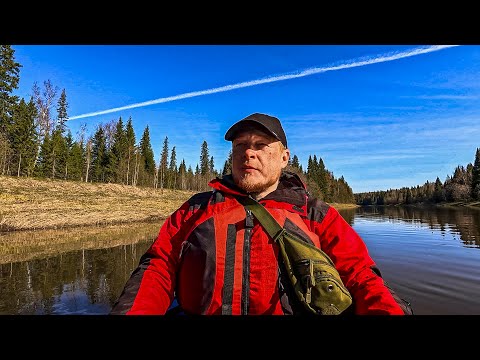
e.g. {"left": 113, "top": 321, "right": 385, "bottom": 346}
{"left": 0, "top": 45, "right": 21, "bottom": 136}
{"left": 472, "top": 147, "right": 480, "bottom": 200}
{"left": 10, "top": 98, "right": 38, "bottom": 176}
{"left": 63, "top": 130, "right": 74, "bottom": 179}
{"left": 222, "top": 150, "right": 232, "bottom": 176}
{"left": 35, "top": 133, "right": 52, "bottom": 178}
{"left": 187, "top": 165, "right": 194, "bottom": 190}
{"left": 291, "top": 154, "right": 300, "bottom": 169}
{"left": 317, "top": 157, "right": 329, "bottom": 201}
{"left": 209, "top": 156, "right": 215, "bottom": 174}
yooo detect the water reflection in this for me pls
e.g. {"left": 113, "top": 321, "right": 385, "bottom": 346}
{"left": 339, "top": 206, "right": 480, "bottom": 249}
{"left": 0, "top": 222, "right": 160, "bottom": 315}
{"left": 0, "top": 242, "right": 152, "bottom": 314}
{"left": 1, "top": 206, "right": 480, "bottom": 314}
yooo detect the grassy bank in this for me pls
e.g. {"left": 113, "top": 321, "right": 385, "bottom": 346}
{"left": 0, "top": 176, "right": 358, "bottom": 232}
{"left": 0, "top": 176, "right": 195, "bottom": 232}
{"left": 327, "top": 203, "right": 359, "bottom": 210}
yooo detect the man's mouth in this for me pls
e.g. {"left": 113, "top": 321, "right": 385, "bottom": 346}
{"left": 242, "top": 165, "right": 257, "bottom": 171}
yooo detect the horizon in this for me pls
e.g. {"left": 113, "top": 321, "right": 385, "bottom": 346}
{"left": 10, "top": 44, "right": 480, "bottom": 193}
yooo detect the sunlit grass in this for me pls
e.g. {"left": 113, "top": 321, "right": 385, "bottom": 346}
{"left": 0, "top": 176, "right": 361, "bottom": 233}
{"left": 0, "top": 176, "right": 195, "bottom": 231}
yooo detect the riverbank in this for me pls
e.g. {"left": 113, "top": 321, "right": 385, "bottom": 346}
{"left": 0, "top": 176, "right": 358, "bottom": 232}
{"left": 0, "top": 176, "right": 195, "bottom": 232}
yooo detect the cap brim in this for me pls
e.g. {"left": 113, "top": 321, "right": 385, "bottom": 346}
{"left": 224, "top": 120, "right": 279, "bottom": 142}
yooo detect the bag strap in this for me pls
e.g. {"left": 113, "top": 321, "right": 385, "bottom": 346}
{"left": 235, "top": 195, "right": 286, "bottom": 243}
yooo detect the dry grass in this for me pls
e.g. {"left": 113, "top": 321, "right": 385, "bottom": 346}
{"left": 0, "top": 176, "right": 196, "bottom": 232}
{"left": 0, "top": 176, "right": 360, "bottom": 232}
{"left": 327, "top": 203, "right": 359, "bottom": 210}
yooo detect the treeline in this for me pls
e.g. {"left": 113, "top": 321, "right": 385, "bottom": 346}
{"left": 0, "top": 45, "right": 221, "bottom": 191}
{"left": 0, "top": 45, "right": 355, "bottom": 202}
{"left": 286, "top": 154, "right": 355, "bottom": 204}
{"left": 355, "top": 147, "right": 480, "bottom": 205}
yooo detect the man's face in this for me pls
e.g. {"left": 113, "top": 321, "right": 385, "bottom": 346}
{"left": 231, "top": 128, "right": 290, "bottom": 198}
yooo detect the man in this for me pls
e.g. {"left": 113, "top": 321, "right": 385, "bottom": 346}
{"left": 110, "top": 112, "right": 411, "bottom": 315}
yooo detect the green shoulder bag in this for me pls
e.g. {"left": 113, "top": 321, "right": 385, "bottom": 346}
{"left": 237, "top": 195, "right": 353, "bottom": 315}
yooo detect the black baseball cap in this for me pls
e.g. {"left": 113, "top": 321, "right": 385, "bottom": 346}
{"left": 224, "top": 113, "right": 288, "bottom": 148}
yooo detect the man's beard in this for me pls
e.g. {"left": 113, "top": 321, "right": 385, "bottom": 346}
{"left": 234, "top": 172, "right": 280, "bottom": 194}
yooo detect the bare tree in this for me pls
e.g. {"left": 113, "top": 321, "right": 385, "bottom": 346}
{"left": 103, "top": 119, "right": 117, "bottom": 150}
{"left": 33, "top": 80, "right": 59, "bottom": 138}
{"left": 32, "top": 80, "right": 59, "bottom": 167}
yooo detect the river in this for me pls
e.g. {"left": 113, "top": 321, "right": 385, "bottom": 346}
{"left": 1, "top": 205, "right": 479, "bottom": 315}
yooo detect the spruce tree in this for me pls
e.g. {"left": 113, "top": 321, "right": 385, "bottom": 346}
{"left": 178, "top": 159, "right": 187, "bottom": 190}
{"left": 56, "top": 88, "right": 68, "bottom": 133}
{"left": 433, "top": 177, "right": 446, "bottom": 203}
{"left": 68, "top": 140, "right": 84, "bottom": 181}
{"left": 168, "top": 146, "right": 177, "bottom": 189}
{"left": 91, "top": 126, "right": 107, "bottom": 182}
{"left": 140, "top": 125, "right": 155, "bottom": 175}
{"left": 110, "top": 117, "right": 126, "bottom": 183}
{"left": 159, "top": 136, "right": 169, "bottom": 190}
{"left": 125, "top": 117, "right": 136, "bottom": 185}
{"left": 200, "top": 140, "right": 209, "bottom": 176}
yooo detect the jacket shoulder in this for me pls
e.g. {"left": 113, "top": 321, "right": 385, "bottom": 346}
{"left": 186, "top": 190, "right": 226, "bottom": 211}
{"left": 306, "top": 196, "right": 331, "bottom": 223}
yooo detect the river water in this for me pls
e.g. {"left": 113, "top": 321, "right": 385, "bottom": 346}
{"left": 1, "top": 205, "right": 479, "bottom": 315}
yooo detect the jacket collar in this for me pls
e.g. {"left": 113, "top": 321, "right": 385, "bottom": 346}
{"left": 208, "top": 171, "right": 308, "bottom": 215}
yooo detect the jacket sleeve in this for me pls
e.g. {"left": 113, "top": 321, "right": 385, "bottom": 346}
{"left": 109, "top": 201, "right": 191, "bottom": 315}
{"left": 310, "top": 203, "right": 405, "bottom": 315}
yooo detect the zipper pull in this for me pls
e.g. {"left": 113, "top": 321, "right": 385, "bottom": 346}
{"left": 245, "top": 209, "right": 254, "bottom": 228}
{"left": 309, "top": 260, "right": 316, "bottom": 287}
{"left": 304, "top": 260, "right": 315, "bottom": 304}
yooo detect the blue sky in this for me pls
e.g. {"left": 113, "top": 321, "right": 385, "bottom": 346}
{"left": 10, "top": 45, "right": 480, "bottom": 193}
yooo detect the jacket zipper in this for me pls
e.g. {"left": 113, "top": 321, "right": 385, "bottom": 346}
{"left": 241, "top": 209, "right": 254, "bottom": 315}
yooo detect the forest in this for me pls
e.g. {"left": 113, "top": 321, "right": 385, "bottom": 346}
{"left": 0, "top": 45, "right": 355, "bottom": 204}
{"left": 355, "top": 148, "right": 480, "bottom": 206}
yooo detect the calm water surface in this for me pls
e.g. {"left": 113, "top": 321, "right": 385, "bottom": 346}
{"left": 1, "top": 205, "right": 479, "bottom": 315}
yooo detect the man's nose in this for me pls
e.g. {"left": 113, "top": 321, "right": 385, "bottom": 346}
{"left": 244, "top": 147, "right": 257, "bottom": 158}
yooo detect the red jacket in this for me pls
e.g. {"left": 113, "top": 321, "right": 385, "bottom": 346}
{"left": 110, "top": 172, "right": 405, "bottom": 315}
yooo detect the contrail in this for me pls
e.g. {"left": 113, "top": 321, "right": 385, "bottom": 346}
{"left": 69, "top": 45, "right": 459, "bottom": 121}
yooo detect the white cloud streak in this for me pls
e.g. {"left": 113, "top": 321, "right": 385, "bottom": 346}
{"left": 69, "top": 45, "right": 460, "bottom": 121}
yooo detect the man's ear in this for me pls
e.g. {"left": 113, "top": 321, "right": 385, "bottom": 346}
{"left": 281, "top": 149, "right": 290, "bottom": 167}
